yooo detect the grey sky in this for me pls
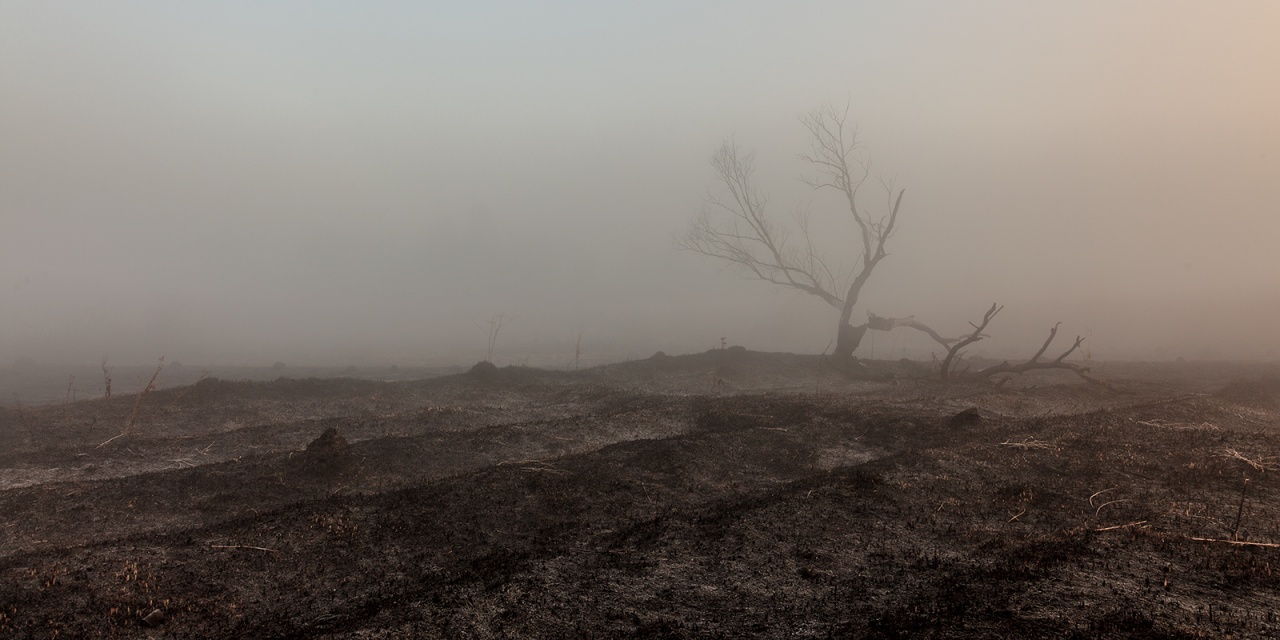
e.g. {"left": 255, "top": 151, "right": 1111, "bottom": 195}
{"left": 2, "top": 1, "right": 1278, "bottom": 366}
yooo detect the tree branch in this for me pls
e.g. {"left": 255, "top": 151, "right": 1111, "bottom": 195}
{"left": 940, "top": 303, "right": 1002, "bottom": 381}
{"left": 973, "top": 331, "right": 1108, "bottom": 388}
{"left": 865, "top": 313, "right": 958, "bottom": 348}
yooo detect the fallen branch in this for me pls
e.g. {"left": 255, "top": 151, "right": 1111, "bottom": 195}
{"left": 1095, "top": 520, "right": 1147, "bottom": 532}
{"left": 1190, "top": 538, "right": 1280, "bottom": 548}
{"left": 864, "top": 313, "right": 958, "bottom": 348}
{"left": 975, "top": 324, "right": 1108, "bottom": 388}
{"left": 940, "top": 305, "right": 1109, "bottom": 388}
{"left": 1220, "top": 448, "right": 1278, "bottom": 472}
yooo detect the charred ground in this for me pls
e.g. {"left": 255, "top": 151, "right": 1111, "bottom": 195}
{"left": 3, "top": 350, "right": 1280, "bottom": 638}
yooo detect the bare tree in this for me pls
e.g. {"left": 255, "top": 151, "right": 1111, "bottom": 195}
{"left": 681, "top": 104, "right": 954, "bottom": 360}
{"left": 572, "top": 324, "right": 585, "bottom": 371}
{"left": 480, "top": 314, "right": 510, "bottom": 364}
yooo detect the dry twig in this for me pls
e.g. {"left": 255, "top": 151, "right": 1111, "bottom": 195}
{"left": 1220, "top": 448, "right": 1278, "bottom": 472}
{"left": 1095, "top": 499, "right": 1130, "bottom": 516}
{"left": 125, "top": 357, "right": 165, "bottom": 435}
{"left": 1095, "top": 520, "right": 1148, "bottom": 532}
{"left": 211, "top": 544, "right": 279, "bottom": 553}
{"left": 1191, "top": 538, "right": 1280, "bottom": 548}
{"left": 96, "top": 432, "right": 126, "bottom": 449}
{"left": 1088, "top": 487, "right": 1119, "bottom": 508}
{"left": 999, "top": 438, "right": 1054, "bottom": 451}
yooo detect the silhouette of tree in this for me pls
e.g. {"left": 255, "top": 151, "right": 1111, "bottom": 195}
{"left": 681, "top": 104, "right": 954, "bottom": 360}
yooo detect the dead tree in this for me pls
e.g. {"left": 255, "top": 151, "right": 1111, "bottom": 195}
{"left": 939, "top": 303, "right": 1107, "bottom": 387}
{"left": 480, "top": 313, "right": 510, "bottom": 364}
{"left": 680, "top": 104, "right": 954, "bottom": 360}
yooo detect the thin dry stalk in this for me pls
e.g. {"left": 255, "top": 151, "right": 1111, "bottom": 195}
{"left": 521, "top": 465, "right": 571, "bottom": 476}
{"left": 1095, "top": 499, "right": 1131, "bottom": 516}
{"left": 998, "top": 438, "right": 1054, "bottom": 451}
{"left": 1095, "top": 520, "right": 1148, "bottom": 532}
{"left": 1233, "top": 477, "right": 1250, "bottom": 540}
{"left": 1191, "top": 538, "right": 1280, "bottom": 548}
{"left": 1137, "top": 420, "right": 1220, "bottom": 431}
{"left": 517, "top": 461, "right": 571, "bottom": 476}
{"left": 1088, "top": 487, "right": 1120, "bottom": 507}
{"left": 124, "top": 357, "right": 165, "bottom": 435}
{"left": 573, "top": 326, "right": 584, "bottom": 371}
{"left": 210, "top": 544, "right": 279, "bottom": 553}
{"left": 96, "top": 432, "right": 126, "bottom": 449}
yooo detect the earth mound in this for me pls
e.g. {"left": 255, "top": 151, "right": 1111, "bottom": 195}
{"left": 302, "top": 426, "right": 351, "bottom": 472}
{"left": 946, "top": 406, "right": 983, "bottom": 428}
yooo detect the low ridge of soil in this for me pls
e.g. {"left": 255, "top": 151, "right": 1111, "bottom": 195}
{"left": 2, "top": 353, "right": 1279, "bottom": 638}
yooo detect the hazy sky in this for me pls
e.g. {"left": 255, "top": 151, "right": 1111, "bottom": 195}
{"left": 3, "top": 1, "right": 1278, "bottom": 366}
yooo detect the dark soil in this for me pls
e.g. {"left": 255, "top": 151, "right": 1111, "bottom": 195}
{"left": 2, "top": 353, "right": 1280, "bottom": 638}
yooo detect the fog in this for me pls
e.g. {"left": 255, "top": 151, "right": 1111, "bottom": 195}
{"left": 3, "top": 1, "right": 1278, "bottom": 369}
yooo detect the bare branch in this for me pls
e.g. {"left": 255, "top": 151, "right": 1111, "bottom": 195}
{"left": 940, "top": 303, "right": 1002, "bottom": 381}
{"left": 865, "top": 313, "right": 959, "bottom": 348}
{"left": 966, "top": 324, "right": 1108, "bottom": 388}
{"left": 679, "top": 140, "right": 847, "bottom": 310}
{"left": 1028, "top": 322, "right": 1061, "bottom": 363}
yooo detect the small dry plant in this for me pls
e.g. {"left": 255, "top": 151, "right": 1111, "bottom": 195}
{"left": 99, "top": 357, "right": 164, "bottom": 447}
{"left": 1192, "top": 448, "right": 1279, "bottom": 544}
{"left": 573, "top": 325, "right": 585, "bottom": 371}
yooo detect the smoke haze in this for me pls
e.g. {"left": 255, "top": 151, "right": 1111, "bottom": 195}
{"left": 3, "top": 1, "right": 1278, "bottom": 368}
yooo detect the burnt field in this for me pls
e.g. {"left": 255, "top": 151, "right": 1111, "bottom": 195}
{"left": 2, "top": 351, "right": 1280, "bottom": 638}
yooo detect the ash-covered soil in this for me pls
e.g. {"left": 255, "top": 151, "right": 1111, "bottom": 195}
{"left": 2, "top": 351, "right": 1280, "bottom": 638}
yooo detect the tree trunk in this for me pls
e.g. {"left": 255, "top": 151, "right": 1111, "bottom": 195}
{"left": 833, "top": 321, "right": 867, "bottom": 360}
